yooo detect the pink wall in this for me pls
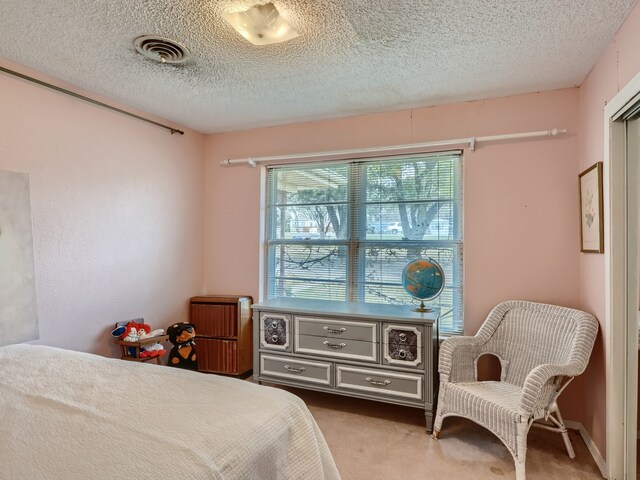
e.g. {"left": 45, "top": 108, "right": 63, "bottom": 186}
{"left": 204, "top": 88, "right": 583, "bottom": 414}
{"left": 578, "top": 0, "right": 640, "bottom": 460}
{"left": 0, "top": 59, "right": 206, "bottom": 356}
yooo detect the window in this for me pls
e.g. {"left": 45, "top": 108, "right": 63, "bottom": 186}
{"left": 265, "top": 152, "right": 463, "bottom": 334}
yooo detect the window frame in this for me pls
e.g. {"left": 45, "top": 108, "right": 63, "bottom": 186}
{"left": 263, "top": 151, "right": 464, "bottom": 334}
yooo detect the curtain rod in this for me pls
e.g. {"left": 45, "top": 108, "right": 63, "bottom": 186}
{"left": 221, "top": 128, "right": 567, "bottom": 167}
{"left": 0, "top": 66, "right": 184, "bottom": 136}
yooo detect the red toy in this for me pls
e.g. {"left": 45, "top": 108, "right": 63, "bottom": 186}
{"left": 111, "top": 319, "right": 166, "bottom": 358}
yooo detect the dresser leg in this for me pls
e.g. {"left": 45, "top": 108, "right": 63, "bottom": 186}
{"left": 425, "top": 411, "right": 433, "bottom": 434}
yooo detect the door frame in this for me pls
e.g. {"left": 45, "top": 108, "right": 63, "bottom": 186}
{"left": 604, "top": 70, "right": 640, "bottom": 480}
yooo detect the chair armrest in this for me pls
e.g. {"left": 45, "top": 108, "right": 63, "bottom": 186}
{"left": 439, "top": 336, "right": 484, "bottom": 383}
{"left": 518, "top": 362, "right": 582, "bottom": 417}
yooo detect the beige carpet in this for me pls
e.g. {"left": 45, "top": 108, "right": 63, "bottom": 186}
{"left": 270, "top": 383, "right": 603, "bottom": 480}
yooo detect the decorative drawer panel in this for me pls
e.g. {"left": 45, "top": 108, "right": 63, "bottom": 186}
{"left": 260, "top": 313, "right": 291, "bottom": 352}
{"left": 382, "top": 324, "right": 424, "bottom": 368}
{"left": 260, "top": 354, "right": 332, "bottom": 386}
{"left": 295, "top": 334, "right": 377, "bottom": 362}
{"left": 191, "top": 303, "right": 238, "bottom": 337}
{"left": 295, "top": 316, "right": 377, "bottom": 342}
{"left": 197, "top": 338, "right": 238, "bottom": 374}
{"left": 336, "top": 365, "right": 424, "bottom": 402}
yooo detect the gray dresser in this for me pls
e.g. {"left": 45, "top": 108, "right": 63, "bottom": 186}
{"left": 252, "top": 298, "right": 439, "bottom": 432}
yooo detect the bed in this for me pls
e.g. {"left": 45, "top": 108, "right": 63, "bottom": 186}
{"left": 0, "top": 344, "right": 340, "bottom": 479}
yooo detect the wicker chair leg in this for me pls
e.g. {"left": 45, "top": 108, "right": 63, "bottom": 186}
{"left": 432, "top": 409, "right": 445, "bottom": 438}
{"left": 554, "top": 407, "right": 575, "bottom": 459}
{"left": 515, "top": 460, "right": 526, "bottom": 480}
{"left": 514, "top": 422, "right": 529, "bottom": 480}
{"left": 532, "top": 405, "right": 576, "bottom": 459}
{"left": 432, "top": 381, "right": 446, "bottom": 439}
{"left": 561, "top": 429, "right": 575, "bottom": 459}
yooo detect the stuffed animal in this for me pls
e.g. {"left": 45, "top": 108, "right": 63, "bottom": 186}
{"left": 135, "top": 323, "right": 166, "bottom": 358}
{"left": 121, "top": 324, "right": 140, "bottom": 342}
{"left": 111, "top": 323, "right": 139, "bottom": 357}
{"left": 166, "top": 322, "right": 198, "bottom": 371}
{"left": 111, "top": 319, "right": 166, "bottom": 358}
{"left": 140, "top": 342, "right": 166, "bottom": 358}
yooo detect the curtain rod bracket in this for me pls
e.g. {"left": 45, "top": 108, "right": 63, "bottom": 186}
{"left": 247, "top": 158, "right": 257, "bottom": 167}
{"left": 469, "top": 137, "right": 476, "bottom": 152}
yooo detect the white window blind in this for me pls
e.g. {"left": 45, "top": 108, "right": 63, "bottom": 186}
{"left": 265, "top": 152, "right": 464, "bottom": 334}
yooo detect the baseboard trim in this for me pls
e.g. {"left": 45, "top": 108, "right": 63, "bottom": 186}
{"left": 565, "top": 420, "right": 608, "bottom": 479}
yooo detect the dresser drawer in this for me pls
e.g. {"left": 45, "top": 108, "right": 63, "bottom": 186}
{"left": 382, "top": 324, "right": 424, "bottom": 368}
{"left": 336, "top": 365, "right": 424, "bottom": 401}
{"left": 196, "top": 338, "right": 238, "bottom": 374}
{"left": 259, "top": 354, "right": 332, "bottom": 386}
{"left": 295, "top": 334, "right": 377, "bottom": 362}
{"left": 191, "top": 303, "right": 238, "bottom": 337}
{"left": 295, "top": 316, "right": 377, "bottom": 342}
{"left": 259, "top": 313, "right": 291, "bottom": 352}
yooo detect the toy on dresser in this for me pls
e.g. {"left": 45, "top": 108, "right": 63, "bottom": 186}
{"left": 166, "top": 322, "right": 198, "bottom": 371}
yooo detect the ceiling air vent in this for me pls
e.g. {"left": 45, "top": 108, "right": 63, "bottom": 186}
{"left": 133, "top": 35, "right": 190, "bottom": 64}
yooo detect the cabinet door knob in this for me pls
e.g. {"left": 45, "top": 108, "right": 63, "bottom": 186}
{"left": 271, "top": 334, "right": 279, "bottom": 343}
{"left": 398, "top": 349, "right": 407, "bottom": 359}
{"left": 323, "top": 341, "right": 346, "bottom": 349}
{"left": 271, "top": 321, "right": 278, "bottom": 328}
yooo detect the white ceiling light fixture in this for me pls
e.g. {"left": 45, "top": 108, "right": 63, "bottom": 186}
{"left": 222, "top": 2, "right": 298, "bottom": 46}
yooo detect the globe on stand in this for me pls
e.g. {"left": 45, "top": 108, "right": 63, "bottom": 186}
{"left": 401, "top": 258, "right": 445, "bottom": 313}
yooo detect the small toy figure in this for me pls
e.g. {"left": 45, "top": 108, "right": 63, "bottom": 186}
{"left": 166, "top": 322, "right": 198, "bottom": 371}
{"left": 136, "top": 324, "right": 166, "bottom": 358}
{"left": 121, "top": 324, "right": 139, "bottom": 343}
{"left": 111, "top": 323, "right": 140, "bottom": 357}
{"left": 111, "top": 319, "right": 166, "bottom": 358}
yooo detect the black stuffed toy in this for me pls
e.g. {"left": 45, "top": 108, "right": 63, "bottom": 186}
{"left": 166, "top": 322, "right": 198, "bottom": 371}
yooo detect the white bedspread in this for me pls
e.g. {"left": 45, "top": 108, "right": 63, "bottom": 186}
{"left": 0, "top": 345, "right": 340, "bottom": 480}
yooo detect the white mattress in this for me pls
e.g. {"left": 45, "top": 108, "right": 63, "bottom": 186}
{"left": 0, "top": 344, "right": 340, "bottom": 480}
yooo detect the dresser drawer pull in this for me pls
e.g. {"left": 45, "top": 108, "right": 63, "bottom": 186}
{"left": 399, "top": 332, "right": 407, "bottom": 342}
{"left": 284, "top": 365, "right": 306, "bottom": 374}
{"left": 398, "top": 349, "right": 407, "bottom": 359}
{"left": 271, "top": 334, "right": 279, "bottom": 343}
{"left": 323, "top": 341, "right": 347, "bottom": 349}
{"left": 365, "top": 377, "right": 392, "bottom": 387}
{"left": 323, "top": 326, "right": 347, "bottom": 334}
{"left": 271, "top": 321, "right": 278, "bottom": 328}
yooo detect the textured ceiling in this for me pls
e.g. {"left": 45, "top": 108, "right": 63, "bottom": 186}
{"left": 0, "top": 1, "right": 637, "bottom": 133}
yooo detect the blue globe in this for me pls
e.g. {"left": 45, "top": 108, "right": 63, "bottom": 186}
{"left": 402, "top": 258, "right": 445, "bottom": 301}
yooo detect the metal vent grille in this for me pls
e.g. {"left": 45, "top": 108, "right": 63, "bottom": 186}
{"left": 134, "top": 35, "right": 190, "bottom": 64}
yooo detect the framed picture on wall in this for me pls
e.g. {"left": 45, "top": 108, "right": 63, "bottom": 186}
{"left": 579, "top": 162, "right": 604, "bottom": 253}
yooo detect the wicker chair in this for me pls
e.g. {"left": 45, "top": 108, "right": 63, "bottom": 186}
{"left": 432, "top": 301, "right": 598, "bottom": 480}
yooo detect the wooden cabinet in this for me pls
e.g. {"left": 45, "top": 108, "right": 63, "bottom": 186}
{"left": 253, "top": 297, "right": 439, "bottom": 432}
{"left": 190, "top": 295, "right": 253, "bottom": 376}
